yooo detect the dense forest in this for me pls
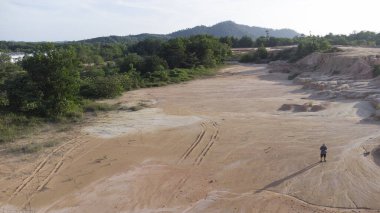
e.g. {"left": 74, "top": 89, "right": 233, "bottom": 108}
{"left": 0, "top": 35, "right": 230, "bottom": 143}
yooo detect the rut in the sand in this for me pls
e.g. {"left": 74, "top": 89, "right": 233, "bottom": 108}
{"left": 9, "top": 136, "right": 89, "bottom": 207}
{"left": 177, "top": 121, "right": 219, "bottom": 165}
{"left": 194, "top": 121, "right": 219, "bottom": 165}
{"left": 177, "top": 122, "right": 207, "bottom": 164}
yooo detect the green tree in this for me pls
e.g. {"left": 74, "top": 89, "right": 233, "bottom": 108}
{"left": 237, "top": 36, "right": 254, "bottom": 48}
{"left": 187, "top": 35, "right": 229, "bottom": 68}
{"left": 118, "top": 53, "right": 144, "bottom": 73}
{"left": 80, "top": 75, "right": 123, "bottom": 99}
{"left": 140, "top": 55, "right": 168, "bottom": 75}
{"left": 20, "top": 49, "right": 81, "bottom": 116}
{"left": 0, "top": 53, "right": 24, "bottom": 107}
{"left": 5, "top": 74, "right": 43, "bottom": 113}
{"left": 129, "top": 39, "right": 163, "bottom": 56}
{"left": 257, "top": 45, "right": 268, "bottom": 59}
{"left": 160, "top": 38, "right": 187, "bottom": 69}
{"left": 219, "top": 36, "right": 233, "bottom": 47}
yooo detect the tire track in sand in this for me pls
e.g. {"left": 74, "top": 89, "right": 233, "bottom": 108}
{"left": 177, "top": 121, "right": 220, "bottom": 166}
{"left": 177, "top": 122, "right": 207, "bottom": 164}
{"left": 8, "top": 136, "right": 89, "bottom": 205}
{"left": 194, "top": 121, "right": 219, "bottom": 166}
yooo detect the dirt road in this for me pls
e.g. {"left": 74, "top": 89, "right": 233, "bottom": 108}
{"left": 1, "top": 64, "right": 380, "bottom": 212}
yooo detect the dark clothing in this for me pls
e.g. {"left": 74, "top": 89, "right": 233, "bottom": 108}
{"left": 320, "top": 145, "right": 327, "bottom": 155}
{"left": 320, "top": 145, "right": 327, "bottom": 161}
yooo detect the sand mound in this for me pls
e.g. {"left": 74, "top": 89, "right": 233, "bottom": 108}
{"left": 372, "top": 146, "right": 380, "bottom": 166}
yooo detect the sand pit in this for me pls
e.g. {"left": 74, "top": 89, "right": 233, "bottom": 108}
{"left": 1, "top": 64, "right": 380, "bottom": 213}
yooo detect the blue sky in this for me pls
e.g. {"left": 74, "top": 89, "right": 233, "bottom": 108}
{"left": 1, "top": 0, "right": 379, "bottom": 41}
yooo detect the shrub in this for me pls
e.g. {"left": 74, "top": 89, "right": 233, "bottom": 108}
{"left": 169, "top": 69, "right": 190, "bottom": 82}
{"left": 296, "top": 37, "right": 331, "bottom": 59}
{"left": 80, "top": 66, "right": 105, "bottom": 78}
{"left": 149, "top": 70, "right": 170, "bottom": 82}
{"left": 256, "top": 45, "right": 268, "bottom": 59}
{"left": 0, "top": 113, "right": 40, "bottom": 143}
{"left": 9, "top": 142, "right": 43, "bottom": 154}
{"left": 5, "top": 74, "right": 43, "bottom": 114}
{"left": 239, "top": 46, "right": 268, "bottom": 63}
{"left": 21, "top": 49, "right": 81, "bottom": 117}
{"left": 373, "top": 65, "right": 380, "bottom": 77}
{"left": 82, "top": 99, "right": 116, "bottom": 112}
{"left": 288, "top": 73, "right": 299, "bottom": 80}
{"left": 239, "top": 51, "right": 258, "bottom": 63}
{"left": 80, "top": 76, "right": 124, "bottom": 99}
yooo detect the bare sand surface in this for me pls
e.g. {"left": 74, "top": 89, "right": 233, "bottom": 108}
{"left": 1, "top": 64, "right": 380, "bottom": 213}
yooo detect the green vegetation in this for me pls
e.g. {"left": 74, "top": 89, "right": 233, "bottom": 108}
{"left": 8, "top": 139, "right": 61, "bottom": 154}
{"left": 239, "top": 36, "right": 332, "bottom": 64}
{"left": 3, "top": 29, "right": 379, "bottom": 144}
{"left": 239, "top": 45, "right": 269, "bottom": 63}
{"left": 0, "top": 35, "right": 230, "bottom": 144}
{"left": 0, "top": 113, "right": 41, "bottom": 143}
{"left": 373, "top": 65, "right": 380, "bottom": 77}
{"left": 219, "top": 36, "right": 296, "bottom": 48}
{"left": 295, "top": 37, "right": 331, "bottom": 60}
{"left": 169, "top": 21, "right": 299, "bottom": 39}
{"left": 81, "top": 100, "right": 116, "bottom": 113}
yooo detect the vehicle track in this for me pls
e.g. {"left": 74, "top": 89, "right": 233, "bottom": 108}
{"left": 165, "top": 177, "right": 189, "bottom": 204}
{"left": 194, "top": 121, "right": 219, "bottom": 165}
{"left": 178, "top": 121, "right": 220, "bottom": 166}
{"left": 8, "top": 136, "right": 89, "bottom": 206}
{"left": 177, "top": 122, "right": 207, "bottom": 164}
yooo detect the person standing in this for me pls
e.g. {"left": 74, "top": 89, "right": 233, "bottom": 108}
{"left": 320, "top": 144, "right": 327, "bottom": 162}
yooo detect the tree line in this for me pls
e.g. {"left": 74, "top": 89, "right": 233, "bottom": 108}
{"left": 0, "top": 35, "right": 230, "bottom": 119}
{"left": 219, "top": 31, "right": 380, "bottom": 48}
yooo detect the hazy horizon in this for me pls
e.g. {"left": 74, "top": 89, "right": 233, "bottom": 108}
{"left": 1, "top": 0, "right": 379, "bottom": 42}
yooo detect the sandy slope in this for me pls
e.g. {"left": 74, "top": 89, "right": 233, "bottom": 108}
{"left": 1, "top": 64, "right": 380, "bottom": 213}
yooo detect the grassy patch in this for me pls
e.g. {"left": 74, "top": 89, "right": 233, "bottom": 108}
{"left": 82, "top": 100, "right": 116, "bottom": 113}
{"left": 0, "top": 113, "right": 41, "bottom": 144}
{"left": 129, "top": 102, "right": 150, "bottom": 111}
{"left": 8, "top": 139, "right": 61, "bottom": 154}
{"left": 8, "top": 142, "right": 43, "bottom": 154}
{"left": 43, "top": 139, "right": 61, "bottom": 148}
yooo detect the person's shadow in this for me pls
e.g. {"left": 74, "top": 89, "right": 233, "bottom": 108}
{"left": 255, "top": 161, "right": 321, "bottom": 193}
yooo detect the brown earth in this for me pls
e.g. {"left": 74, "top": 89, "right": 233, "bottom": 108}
{"left": 1, "top": 64, "right": 380, "bottom": 213}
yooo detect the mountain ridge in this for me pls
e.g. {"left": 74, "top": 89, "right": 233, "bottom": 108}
{"left": 79, "top": 20, "right": 299, "bottom": 43}
{"left": 169, "top": 21, "right": 299, "bottom": 38}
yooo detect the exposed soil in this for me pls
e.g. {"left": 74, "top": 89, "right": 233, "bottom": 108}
{"left": 1, "top": 64, "right": 380, "bottom": 213}
{"left": 373, "top": 146, "right": 380, "bottom": 167}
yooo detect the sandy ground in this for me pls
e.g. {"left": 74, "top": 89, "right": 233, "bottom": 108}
{"left": 1, "top": 64, "right": 380, "bottom": 213}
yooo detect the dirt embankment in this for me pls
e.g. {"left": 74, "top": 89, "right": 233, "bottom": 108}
{"left": 269, "top": 47, "right": 380, "bottom": 119}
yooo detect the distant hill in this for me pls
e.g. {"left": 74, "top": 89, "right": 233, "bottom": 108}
{"left": 78, "top": 21, "right": 299, "bottom": 44}
{"left": 77, "top": 34, "right": 169, "bottom": 44}
{"left": 169, "top": 21, "right": 299, "bottom": 39}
